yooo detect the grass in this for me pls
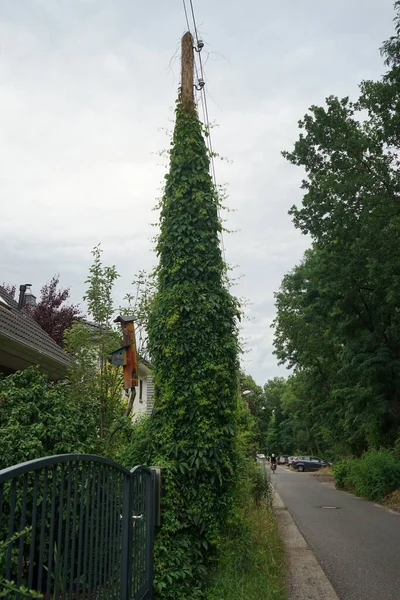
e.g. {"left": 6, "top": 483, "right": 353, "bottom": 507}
{"left": 206, "top": 498, "right": 287, "bottom": 600}
{"left": 317, "top": 466, "right": 333, "bottom": 476}
{"left": 382, "top": 489, "right": 400, "bottom": 513}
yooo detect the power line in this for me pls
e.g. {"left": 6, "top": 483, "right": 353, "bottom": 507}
{"left": 182, "top": 0, "right": 191, "bottom": 34}
{"left": 189, "top": 0, "right": 200, "bottom": 48}
{"left": 182, "top": 0, "right": 227, "bottom": 263}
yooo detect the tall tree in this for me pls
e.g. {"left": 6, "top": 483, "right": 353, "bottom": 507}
{"left": 239, "top": 372, "right": 265, "bottom": 415}
{"left": 275, "top": 1, "right": 400, "bottom": 455}
{"left": 147, "top": 33, "right": 240, "bottom": 600}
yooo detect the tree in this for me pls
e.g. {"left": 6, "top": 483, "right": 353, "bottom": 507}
{"left": 239, "top": 372, "right": 265, "bottom": 415}
{"left": 64, "top": 245, "right": 130, "bottom": 455}
{"left": 28, "top": 276, "right": 82, "bottom": 347}
{"left": 1, "top": 283, "right": 16, "bottom": 298}
{"left": 275, "top": 1, "right": 400, "bottom": 456}
{"left": 146, "top": 37, "right": 240, "bottom": 598}
{"left": 2, "top": 277, "right": 81, "bottom": 348}
{"left": 122, "top": 270, "right": 156, "bottom": 363}
{"left": 238, "top": 372, "right": 273, "bottom": 452}
{"left": 261, "top": 377, "right": 300, "bottom": 456}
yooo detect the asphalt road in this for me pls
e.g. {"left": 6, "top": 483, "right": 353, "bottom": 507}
{"left": 272, "top": 466, "right": 400, "bottom": 600}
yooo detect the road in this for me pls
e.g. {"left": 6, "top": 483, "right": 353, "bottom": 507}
{"left": 272, "top": 466, "right": 400, "bottom": 600}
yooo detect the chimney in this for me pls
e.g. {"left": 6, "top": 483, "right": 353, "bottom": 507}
{"left": 24, "top": 285, "right": 37, "bottom": 307}
{"left": 18, "top": 284, "right": 36, "bottom": 309}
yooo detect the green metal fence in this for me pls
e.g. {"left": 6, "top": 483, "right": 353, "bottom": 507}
{"left": 0, "top": 454, "right": 159, "bottom": 599}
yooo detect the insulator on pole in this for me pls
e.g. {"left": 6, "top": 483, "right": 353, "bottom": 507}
{"left": 194, "top": 39, "right": 204, "bottom": 52}
{"left": 194, "top": 78, "right": 205, "bottom": 91}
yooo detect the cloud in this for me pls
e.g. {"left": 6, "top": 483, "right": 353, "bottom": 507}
{"left": 0, "top": 0, "right": 395, "bottom": 384}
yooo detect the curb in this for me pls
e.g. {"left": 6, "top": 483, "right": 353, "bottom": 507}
{"left": 272, "top": 487, "right": 340, "bottom": 600}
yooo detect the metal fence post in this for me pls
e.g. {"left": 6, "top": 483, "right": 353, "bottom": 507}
{"left": 120, "top": 473, "right": 133, "bottom": 600}
{"left": 146, "top": 470, "right": 155, "bottom": 598}
{"left": 146, "top": 467, "right": 161, "bottom": 598}
{"left": 150, "top": 467, "right": 161, "bottom": 528}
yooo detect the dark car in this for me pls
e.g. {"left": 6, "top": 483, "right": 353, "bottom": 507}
{"left": 292, "top": 456, "right": 331, "bottom": 472}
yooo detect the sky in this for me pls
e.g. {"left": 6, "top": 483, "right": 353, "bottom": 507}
{"left": 0, "top": 0, "right": 396, "bottom": 385}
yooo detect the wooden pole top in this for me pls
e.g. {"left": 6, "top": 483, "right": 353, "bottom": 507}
{"left": 181, "top": 31, "right": 195, "bottom": 111}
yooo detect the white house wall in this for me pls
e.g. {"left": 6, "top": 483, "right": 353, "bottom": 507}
{"left": 131, "top": 364, "right": 154, "bottom": 420}
{"left": 146, "top": 375, "right": 154, "bottom": 416}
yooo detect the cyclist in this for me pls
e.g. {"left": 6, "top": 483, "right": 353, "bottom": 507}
{"left": 270, "top": 453, "right": 277, "bottom": 473}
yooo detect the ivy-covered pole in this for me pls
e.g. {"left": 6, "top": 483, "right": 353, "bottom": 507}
{"left": 148, "top": 32, "right": 240, "bottom": 600}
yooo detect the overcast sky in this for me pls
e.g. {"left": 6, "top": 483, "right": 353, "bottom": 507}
{"left": 0, "top": 0, "right": 395, "bottom": 385}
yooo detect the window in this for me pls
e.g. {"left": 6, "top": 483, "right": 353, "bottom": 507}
{"left": 139, "top": 379, "right": 143, "bottom": 402}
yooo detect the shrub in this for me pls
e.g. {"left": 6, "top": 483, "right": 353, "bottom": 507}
{"left": 332, "top": 459, "right": 355, "bottom": 490}
{"left": 0, "top": 531, "right": 42, "bottom": 599}
{"left": 116, "top": 414, "right": 153, "bottom": 468}
{"left": 333, "top": 449, "right": 400, "bottom": 502}
{"left": 393, "top": 436, "right": 400, "bottom": 461}
{"left": 0, "top": 367, "right": 100, "bottom": 469}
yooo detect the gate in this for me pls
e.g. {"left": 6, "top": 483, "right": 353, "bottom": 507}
{"left": 0, "top": 454, "right": 160, "bottom": 599}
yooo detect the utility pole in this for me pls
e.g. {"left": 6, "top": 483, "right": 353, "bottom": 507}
{"left": 181, "top": 31, "right": 194, "bottom": 111}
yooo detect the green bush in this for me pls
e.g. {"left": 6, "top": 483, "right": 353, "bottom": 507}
{"left": 0, "top": 531, "right": 42, "bottom": 599}
{"left": 393, "top": 436, "right": 400, "bottom": 461}
{"left": 0, "top": 367, "right": 100, "bottom": 469}
{"left": 332, "top": 459, "right": 355, "bottom": 490}
{"left": 333, "top": 449, "right": 400, "bottom": 502}
{"left": 116, "top": 414, "right": 153, "bottom": 468}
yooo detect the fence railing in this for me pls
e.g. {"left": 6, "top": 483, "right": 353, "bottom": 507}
{"left": 0, "top": 454, "right": 160, "bottom": 600}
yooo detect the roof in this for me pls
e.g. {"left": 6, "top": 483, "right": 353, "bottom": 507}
{"left": 0, "top": 286, "right": 70, "bottom": 380}
{"left": 114, "top": 314, "right": 136, "bottom": 324}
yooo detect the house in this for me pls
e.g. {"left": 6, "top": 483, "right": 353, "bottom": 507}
{"left": 0, "top": 285, "right": 70, "bottom": 380}
{"left": 85, "top": 317, "right": 154, "bottom": 419}
{"left": 131, "top": 359, "right": 154, "bottom": 419}
{"left": 0, "top": 284, "right": 154, "bottom": 412}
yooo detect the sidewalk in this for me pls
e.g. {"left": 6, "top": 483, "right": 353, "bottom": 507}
{"left": 273, "top": 487, "right": 339, "bottom": 600}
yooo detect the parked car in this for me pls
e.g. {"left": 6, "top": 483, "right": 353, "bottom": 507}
{"left": 292, "top": 456, "right": 331, "bottom": 472}
{"left": 287, "top": 456, "right": 296, "bottom": 467}
{"left": 256, "top": 453, "right": 266, "bottom": 460}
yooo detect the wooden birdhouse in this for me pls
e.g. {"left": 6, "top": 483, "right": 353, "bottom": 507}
{"left": 111, "top": 346, "right": 128, "bottom": 367}
{"left": 113, "top": 314, "right": 138, "bottom": 391}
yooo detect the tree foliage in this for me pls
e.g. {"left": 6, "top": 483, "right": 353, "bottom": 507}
{"left": 28, "top": 276, "right": 81, "bottom": 347}
{"left": 145, "top": 96, "right": 240, "bottom": 599}
{"left": 272, "top": 2, "right": 400, "bottom": 457}
{"left": 2, "top": 276, "right": 81, "bottom": 348}
{"left": 64, "top": 245, "right": 132, "bottom": 456}
{"left": 239, "top": 372, "right": 265, "bottom": 415}
{"left": 122, "top": 270, "right": 156, "bottom": 362}
{"left": 333, "top": 449, "right": 400, "bottom": 501}
{"left": 0, "top": 368, "right": 99, "bottom": 470}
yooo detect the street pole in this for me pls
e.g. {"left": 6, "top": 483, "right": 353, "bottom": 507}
{"left": 181, "top": 31, "right": 194, "bottom": 112}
